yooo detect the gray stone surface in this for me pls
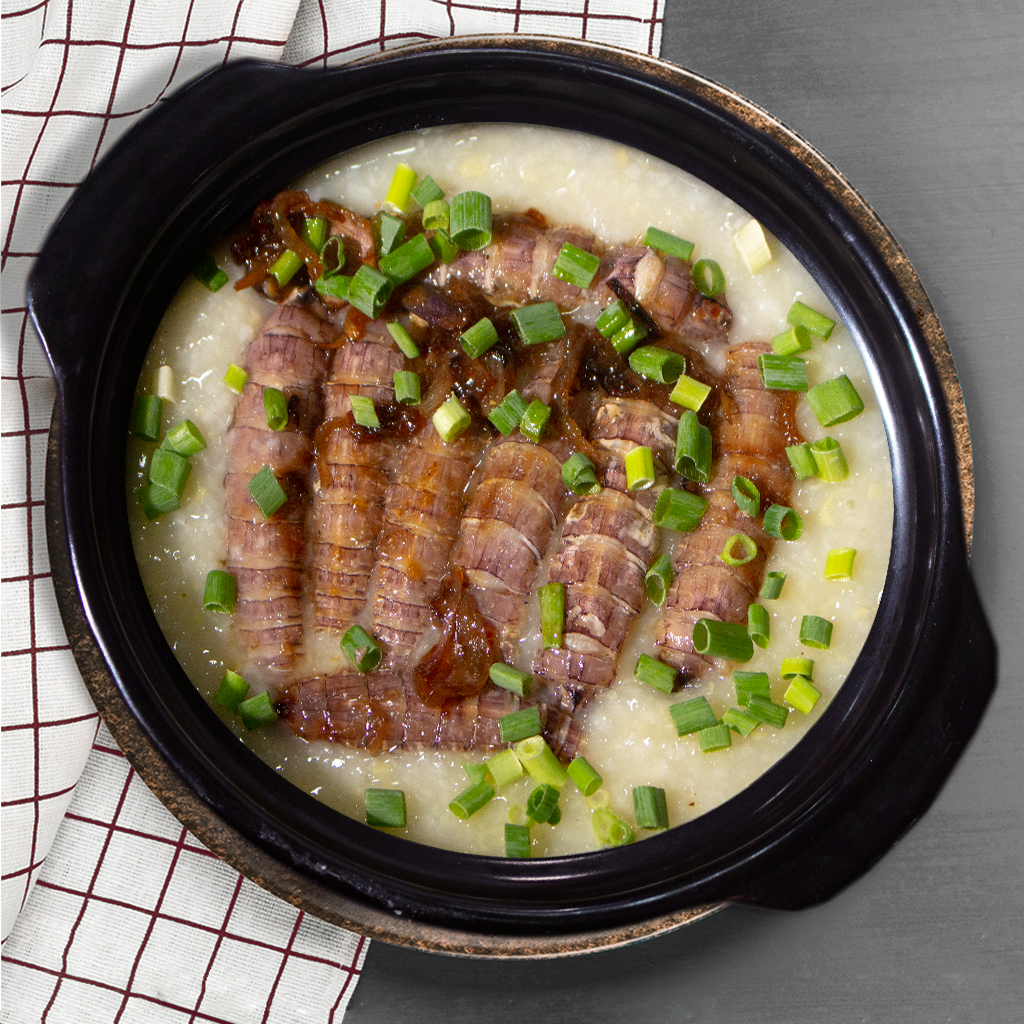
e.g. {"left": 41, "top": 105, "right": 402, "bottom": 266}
{"left": 346, "top": 4, "right": 1023, "bottom": 1019}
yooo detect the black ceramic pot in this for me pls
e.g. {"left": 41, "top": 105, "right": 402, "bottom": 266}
{"left": 32, "top": 38, "right": 996, "bottom": 956}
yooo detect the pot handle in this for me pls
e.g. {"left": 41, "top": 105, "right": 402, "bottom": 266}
{"left": 737, "top": 568, "right": 995, "bottom": 910}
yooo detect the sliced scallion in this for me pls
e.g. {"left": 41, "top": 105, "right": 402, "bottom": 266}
{"left": 800, "top": 614, "right": 834, "bottom": 650}
{"left": 269, "top": 249, "right": 303, "bottom": 287}
{"left": 385, "top": 162, "right": 417, "bottom": 212}
{"left": 610, "top": 318, "right": 648, "bottom": 355}
{"left": 450, "top": 190, "right": 492, "bottom": 250}
{"left": 780, "top": 656, "right": 814, "bottom": 680}
{"left": 161, "top": 420, "right": 206, "bottom": 457}
{"left": 807, "top": 374, "right": 864, "bottom": 425}
{"left": 138, "top": 483, "right": 179, "bottom": 520}
{"left": 562, "top": 452, "right": 601, "bottom": 495}
{"left": 149, "top": 448, "right": 191, "bottom": 498}
{"left": 348, "top": 264, "right": 393, "bottom": 318}
{"left": 734, "top": 218, "right": 772, "bottom": 272}
{"left": 720, "top": 533, "right": 757, "bottom": 566}
{"left": 633, "top": 786, "right": 669, "bottom": 830}
{"left": 653, "top": 487, "right": 708, "bottom": 533}
{"left": 643, "top": 226, "right": 695, "bottom": 262}
{"left": 485, "top": 748, "right": 524, "bottom": 790}
{"left": 785, "top": 676, "right": 822, "bottom": 714}
{"left": 379, "top": 233, "right": 435, "bottom": 285}
{"left": 239, "top": 690, "right": 278, "bottom": 730}
{"left": 429, "top": 228, "right": 458, "bottom": 264}
{"left": 591, "top": 807, "right": 635, "bottom": 848}
{"left": 365, "top": 789, "right": 406, "bottom": 828}
{"left": 421, "top": 198, "right": 450, "bottom": 232}
{"left": 519, "top": 398, "right": 551, "bottom": 443}
{"left": 386, "top": 320, "right": 420, "bottom": 359}
{"left": 628, "top": 345, "right": 686, "bottom": 383}
{"left": 222, "top": 363, "right": 247, "bottom": 394}
{"left": 314, "top": 273, "right": 351, "bottom": 303}
{"left": 552, "top": 242, "right": 600, "bottom": 289}
{"left": 669, "top": 374, "right": 712, "bottom": 412}
{"left": 674, "top": 410, "right": 712, "bottom": 484}
{"left": 202, "top": 570, "right": 236, "bottom": 614}
{"left": 393, "top": 370, "right": 421, "bottom": 406}
{"left": 825, "top": 548, "right": 857, "bottom": 581}
{"left": 692, "top": 258, "right": 725, "bottom": 297}
{"left": 213, "top": 669, "right": 248, "bottom": 710}
{"left": 786, "top": 442, "right": 819, "bottom": 480}
{"left": 154, "top": 365, "right": 174, "bottom": 401}
{"left": 463, "top": 762, "right": 490, "bottom": 786}
{"left": 731, "top": 475, "right": 760, "bottom": 517}
{"left": 247, "top": 465, "right": 286, "bottom": 518}
{"left": 505, "top": 823, "right": 531, "bottom": 858}
{"left": 787, "top": 299, "right": 836, "bottom": 340}
{"left": 132, "top": 395, "right": 162, "bottom": 441}
{"left": 771, "top": 324, "right": 813, "bottom": 356}
{"left": 341, "top": 624, "right": 382, "bottom": 673}
{"left": 625, "top": 445, "right": 656, "bottom": 491}
{"left": 745, "top": 694, "right": 789, "bottom": 729}
{"left": 811, "top": 436, "right": 850, "bottom": 482}
{"left": 460, "top": 316, "right": 499, "bottom": 359}
{"left": 692, "top": 619, "right": 754, "bottom": 663}
{"left": 699, "top": 722, "right": 733, "bottom": 752}
{"left": 499, "top": 706, "right": 542, "bottom": 744}
{"left": 489, "top": 662, "right": 532, "bottom": 698}
{"left": 567, "top": 756, "right": 602, "bottom": 797}
{"left": 449, "top": 780, "right": 495, "bottom": 820}
{"left": 644, "top": 553, "right": 673, "bottom": 607}
{"left": 432, "top": 395, "right": 471, "bottom": 443}
{"left": 723, "top": 706, "right": 760, "bottom": 736}
{"left": 526, "top": 783, "right": 560, "bottom": 824}
{"left": 734, "top": 670, "right": 771, "bottom": 706}
{"left": 488, "top": 390, "right": 528, "bottom": 435}
{"left": 759, "top": 571, "right": 787, "bottom": 600}
{"left": 515, "top": 736, "right": 568, "bottom": 788}
{"left": 411, "top": 174, "right": 444, "bottom": 207}
{"left": 512, "top": 302, "right": 565, "bottom": 346}
{"left": 539, "top": 581, "right": 565, "bottom": 649}
{"left": 763, "top": 503, "right": 804, "bottom": 541}
{"left": 758, "top": 353, "right": 808, "bottom": 391}
{"left": 634, "top": 653, "right": 678, "bottom": 694}
{"left": 669, "top": 696, "right": 719, "bottom": 736}
{"left": 349, "top": 395, "right": 380, "bottom": 429}
{"left": 193, "top": 253, "right": 228, "bottom": 292}
{"left": 748, "top": 603, "right": 770, "bottom": 649}
{"left": 374, "top": 212, "right": 406, "bottom": 258}
{"left": 595, "top": 299, "right": 631, "bottom": 338}
{"left": 262, "top": 387, "right": 289, "bottom": 431}
{"left": 301, "top": 214, "right": 328, "bottom": 253}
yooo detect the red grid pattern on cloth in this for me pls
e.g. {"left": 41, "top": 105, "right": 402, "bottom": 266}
{"left": 1, "top": 1, "right": 662, "bottom": 1019}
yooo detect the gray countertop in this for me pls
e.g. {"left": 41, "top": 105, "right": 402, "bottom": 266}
{"left": 346, "top": 4, "right": 1024, "bottom": 1019}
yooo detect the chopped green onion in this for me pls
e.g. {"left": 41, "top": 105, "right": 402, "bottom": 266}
{"left": 786, "top": 442, "right": 819, "bottom": 480}
{"left": 653, "top": 487, "right": 708, "bottom": 533}
{"left": 625, "top": 445, "right": 656, "bottom": 491}
{"left": 449, "top": 190, "right": 492, "bottom": 250}
{"left": 668, "top": 374, "right": 712, "bottom": 412}
{"left": 349, "top": 395, "right": 380, "bottom": 429}
{"left": 347, "top": 264, "right": 393, "bottom": 318}
{"left": 512, "top": 302, "right": 565, "bottom": 346}
{"left": 222, "top": 363, "right": 248, "bottom": 394}
{"left": 771, "top": 324, "right": 813, "bottom": 356}
{"left": 807, "top": 374, "right": 864, "bottom": 425}
{"left": 161, "top": 420, "right": 206, "bottom": 457}
{"left": 635, "top": 653, "right": 678, "bottom": 694}
{"left": 733, "top": 670, "right": 771, "bottom": 706}
{"left": 385, "top": 162, "right": 417, "bottom": 212}
{"left": 137, "top": 483, "right": 179, "bottom": 520}
{"left": 341, "top": 624, "right": 382, "bottom": 673}
{"left": 393, "top": 371, "right": 421, "bottom": 406}
{"left": 548, "top": 806, "right": 563, "bottom": 827}
{"left": 486, "top": 748, "right": 524, "bottom": 790}
{"left": 748, "top": 603, "right": 770, "bottom": 649}
{"left": 262, "top": 387, "right": 289, "bottom": 431}
{"left": 734, "top": 218, "right": 772, "bottom": 273}
{"left": 800, "top": 614, "right": 834, "bottom": 649}
{"left": 301, "top": 214, "right": 328, "bottom": 253}
{"left": 213, "top": 669, "right": 249, "bottom": 710}
{"left": 720, "top": 533, "right": 758, "bottom": 566}
{"left": 460, "top": 316, "right": 499, "bottom": 359}
{"left": 669, "top": 696, "right": 719, "bottom": 736}
{"left": 785, "top": 676, "right": 822, "bottom": 714}
{"left": 596, "top": 299, "right": 631, "bottom": 338}
{"left": 320, "top": 235, "right": 345, "bottom": 274}
{"left": 386, "top": 321, "right": 420, "bottom": 359}
{"left": 811, "top": 437, "right": 849, "bottom": 482}
{"left": 507, "top": 803, "right": 529, "bottom": 826}
{"left": 314, "top": 273, "right": 351, "bottom": 303}
{"left": 633, "top": 786, "right": 669, "bottom": 830}
{"left": 374, "top": 212, "right": 406, "bottom": 258}
{"left": 489, "top": 662, "right": 532, "bottom": 698}
{"left": 488, "top": 390, "right": 528, "bottom": 435}
{"left": 505, "top": 823, "right": 531, "bottom": 858}
{"left": 412, "top": 174, "right": 445, "bottom": 207}
{"left": 463, "top": 762, "right": 490, "bottom": 786}
{"left": 202, "top": 570, "right": 236, "bottom": 614}
{"left": 745, "top": 694, "right": 789, "bottom": 729}
{"left": 421, "top": 198, "right": 449, "bottom": 232}
{"left": 365, "top": 789, "right": 407, "bottom": 828}
{"left": 552, "top": 242, "right": 600, "bottom": 289}
{"left": 526, "top": 783, "right": 560, "bottom": 824}
{"left": 692, "top": 619, "right": 755, "bottom": 663}
{"left": 379, "top": 233, "right": 435, "bottom": 285}
{"left": 562, "top": 452, "right": 601, "bottom": 495}
{"left": 154, "top": 366, "right": 172, "bottom": 404}
{"left": 610, "top": 318, "right": 648, "bottom": 355}
{"left": 567, "top": 756, "right": 602, "bottom": 797}
{"left": 193, "top": 253, "right": 228, "bottom": 292}
{"left": 628, "top": 345, "right": 686, "bottom": 383}
{"left": 825, "top": 548, "right": 857, "bottom": 581}
{"left": 519, "top": 398, "right": 551, "bottom": 442}
{"left": 449, "top": 780, "right": 495, "bottom": 820}
{"left": 674, "top": 410, "right": 712, "bottom": 484}
{"left": 781, "top": 656, "right": 814, "bottom": 680}
{"left": 247, "top": 465, "right": 286, "bottom": 518}
{"left": 539, "top": 581, "right": 565, "bottom": 649}
{"left": 723, "top": 706, "right": 760, "bottom": 736}
{"left": 699, "top": 723, "right": 733, "bottom": 752}
{"left": 499, "top": 707, "right": 542, "bottom": 744}
{"left": 645, "top": 553, "right": 673, "bottom": 607}
{"left": 759, "top": 571, "right": 787, "bottom": 600}
{"left": 149, "top": 448, "right": 191, "bottom": 498}
{"left": 763, "top": 503, "right": 804, "bottom": 541}
{"left": 429, "top": 228, "right": 458, "bottom": 264}
{"left": 787, "top": 299, "right": 836, "bottom": 340}
{"left": 269, "top": 249, "right": 303, "bottom": 287}
{"left": 591, "top": 807, "right": 635, "bottom": 848}
{"left": 132, "top": 395, "right": 162, "bottom": 441}
{"left": 731, "top": 475, "right": 760, "bottom": 517}
{"left": 432, "top": 395, "right": 471, "bottom": 443}
{"left": 239, "top": 690, "right": 278, "bottom": 730}
{"left": 758, "top": 353, "right": 808, "bottom": 391}
{"left": 643, "top": 226, "right": 695, "bottom": 261}
{"left": 692, "top": 258, "right": 725, "bottom": 297}
{"left": 515, "top": 736, "right": 568, "bottom": 788}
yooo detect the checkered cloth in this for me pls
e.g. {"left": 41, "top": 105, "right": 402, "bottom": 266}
{"left": 0, "top": 1, "right": 663, "bottom": 1019}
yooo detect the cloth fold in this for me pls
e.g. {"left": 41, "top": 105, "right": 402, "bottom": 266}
{"left": 1, "top": 1, "right": 662, "bottom": 1019}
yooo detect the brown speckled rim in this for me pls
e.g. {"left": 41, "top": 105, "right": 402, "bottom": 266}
{"left": 45, "top": 35, "right": 973, "bottom": 960}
